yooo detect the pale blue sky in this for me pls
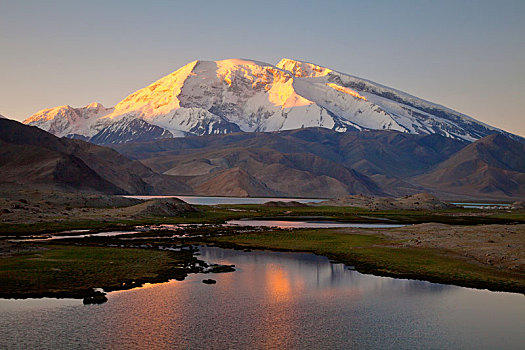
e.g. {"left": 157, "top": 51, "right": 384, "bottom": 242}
{"left": 1, "top": 0, "right": 524, "bottom": 136}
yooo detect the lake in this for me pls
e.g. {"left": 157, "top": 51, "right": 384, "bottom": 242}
{"left": 226, "top": 219, "right": 406, "bottom": 229}
{"left": 11, "top": 220, "right": 405, "bottom": 243}
{"left": 124, "top": 195, "right": 324, "bottom": 205}
{"left": 1, "top": 246, "right": 523, "bottom": 349}
{"left": 452, "top": 202, "right": 512, "bottom": 209}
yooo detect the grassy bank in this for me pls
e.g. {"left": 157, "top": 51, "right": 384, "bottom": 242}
{"left": 1, "top": 204, "right": 524, "bottom": 236}
{"left": 208, "top": 228, "right": 525, "bottom": 294}
{"left": 0, "top": 245, "right": 198, "bottom": 299}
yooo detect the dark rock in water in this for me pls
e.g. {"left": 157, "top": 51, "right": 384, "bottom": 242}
{"left": 208, "top": 264, "right": 236, "bottom": 273}
{"left": 202, "top": 279, "right": 216, "bottom": 284}
{"left": 83, "top": 292, "right": 108, "bottom": 305}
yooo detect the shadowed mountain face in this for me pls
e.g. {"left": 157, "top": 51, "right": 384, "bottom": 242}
{"left": 111, "top": 128, "right": 474, "bottom": 198}
{"left": 112, "top": 128, "right": 525, "bottom": 199}
{"left": 3, "top": 118, "right": 523, "bottom": 199}
{"left": 0, "top": 119, "right": 192, "bottom": 195}
{"left": 414, "top": 134, "right": 525, "bottom": 199}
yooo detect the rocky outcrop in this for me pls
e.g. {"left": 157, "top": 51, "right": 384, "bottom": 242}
{"left": 129, "top": 198, "right": 197, "bottom": 217}
{"left": 317, "top": 193, "right": 456, "bottom": 210}
{"left": 263, "top": 201, "right": 309, "bottom": 207}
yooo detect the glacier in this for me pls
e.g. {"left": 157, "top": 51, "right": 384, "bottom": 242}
{"left": 24, "top": 58, "right": 513, "bottom": 144}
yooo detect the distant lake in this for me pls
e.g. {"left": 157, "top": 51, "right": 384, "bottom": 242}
{"left": 227, "top": 219, "right": 406, "bottom": 229}
{"left": 123, "top": 195, "right": 324, "bottom": 205}
{"left": 1, "top": 246, "right": 524, "bottom": 349}
{"left": 124, "top": 196, "right": 515, "bottom": 210}
{"left": 14, "top": 221, "right": 405, "bottom": 242}
{"left": 452, "top": 202, "right": 512, "bottom": 209}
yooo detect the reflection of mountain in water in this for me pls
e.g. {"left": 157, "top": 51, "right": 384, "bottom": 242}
{"left": 197, "top": 246, "right": 453, "bottom": 295}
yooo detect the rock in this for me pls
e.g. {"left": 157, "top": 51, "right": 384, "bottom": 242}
{"left": 263, "top": 201, "right": 309, "bottom": 207}
{"left": 208, "top": 265, "right": 235, "bottom": 273}
{"left": 131, "top": 198, "right": 197, "bottom": 217}
{"left": 83, "top": 292, "right": 108, "bottom": 304}
{"left": 316, "top": 193, "right": 455, "bottom": 210}
{"left": 202, "top": 279, "right": 216, "bottom": 284}
{"left": 511, "top": 201, "right": 525, "bottom": 210}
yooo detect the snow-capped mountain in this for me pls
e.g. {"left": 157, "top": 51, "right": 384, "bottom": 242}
{"left": 24, "top": 58, "right": 516, "bottom": 144}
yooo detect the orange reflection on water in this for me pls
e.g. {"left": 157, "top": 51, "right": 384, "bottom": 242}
{"left": 265, "top": 264, "right": 291, "bottom": 300}
{"left": 264, "top": 263, "right": 306, "bottom": 302}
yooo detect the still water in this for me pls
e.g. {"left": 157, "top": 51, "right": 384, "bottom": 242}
{"left": 124, "top": 195, "right": 324, "bottom": 205}
{"left": 227, "top": 219, "right": 406, "bottom": 229}
{"left": 11, "top": 221, "right": 404, "bottom": 243}
{"left": 452, "top": 202, "right": 511, "bottom": 209}
{"left": 1, "top": 247, "right": 524, "bottom": 349}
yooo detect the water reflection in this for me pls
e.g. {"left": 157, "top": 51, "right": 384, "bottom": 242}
{"left": 227, "top": 219, "right": 406, "bottom": 229}
{"left": 123, "top": 195, "right": 324, "bottom": 205}
{"left": 1, "top": 247, "right": 524, "bottom": 349}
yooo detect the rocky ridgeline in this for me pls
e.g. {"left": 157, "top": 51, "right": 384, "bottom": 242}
{"left": 317, "top": 193, "right": 456, "bottom": 210}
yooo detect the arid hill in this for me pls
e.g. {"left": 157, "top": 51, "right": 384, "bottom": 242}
{"left": 414, "top": 134, "right": 525, "bottom": 199}
{"left": 0, "top": 119, "right": 191, "bottom": 195}
{"left": 113, "top": 128, "right": 468, "bottom": 198}
{"left": 112, "top": 128, "right": 525, "bottom": 199}
{"left": 317, "top": 193, "right": 456, "bottom": 210}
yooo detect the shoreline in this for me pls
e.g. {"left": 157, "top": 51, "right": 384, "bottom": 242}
{"left": 1, "top": 225, "right": 524, "bottom": 300}
{"left": 1, "top": 198, "right": 524, "bottom": 298}
{"left": 206, "top": 224, "right": 525, "bottom": 294}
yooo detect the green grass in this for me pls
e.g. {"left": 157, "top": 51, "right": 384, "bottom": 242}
{"left": 1, "top": 205, "right": 522, "bottom": 236}
{"left": 209, "top": 229, "right": 525, "bottom": 293}
{"left": 486, "top": 210, "right": 525, "bottom": 221}
{"left": 0, "top": 245, "right": 192, "bottom": 298}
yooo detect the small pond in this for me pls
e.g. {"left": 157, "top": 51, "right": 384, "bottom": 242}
{"left": 1, "top": 246, "right": 523, "bottom": 349}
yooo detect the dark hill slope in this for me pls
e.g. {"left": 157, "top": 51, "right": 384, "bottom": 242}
{"left": 0, "top": 119, "right": 191, "bottom": 195}
{"left": 113, "top": 128, "right": 465, "bottom": 178}
{"left": 112, "top": 128, "right": 467, "bottom": 197}
{"left": 414, "top": 134, "right": 525, "bottom": 199}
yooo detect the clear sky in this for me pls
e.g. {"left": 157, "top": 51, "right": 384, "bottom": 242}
{"left": 1, "top": 0, "right": 524, "bottom": 136}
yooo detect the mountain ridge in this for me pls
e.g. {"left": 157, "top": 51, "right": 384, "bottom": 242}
{"left": 24, "top": 58, "right": 521, "bottom": 144}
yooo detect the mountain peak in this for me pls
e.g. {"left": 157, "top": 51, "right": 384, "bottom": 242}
{"left": 277, "top": 58, "right": 332, "bottom": 78}
{"left": 85, "top": 102, "right": 105, "bottom": 109}
{"left": 24, "top": 57, "right": 521, "bottom": 144}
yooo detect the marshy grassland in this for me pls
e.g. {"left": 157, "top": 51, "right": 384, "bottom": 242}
{"left": 1, "top": 199, "right": 524, "bottom": 298}
{"left": 207, "top": 226, "right": 525, "bottom": 294}
{"left": 0, "top": 244, "right": 200, "bottom": 299}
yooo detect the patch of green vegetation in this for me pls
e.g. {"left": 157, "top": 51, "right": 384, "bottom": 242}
{"left": 487, "top": 210, "right": 525, "bottom": 222}
{"left": 213, "top": 204, "right": 524, "bottom": 225}
{"left": 1, "top": 205, "right": 521, "bottom": 236}
{"left": 0, "top": 245, "right": 194, "bottom": 299}
{"left": 0, "top": 207, "right": 248, "bottom": 236}
{"left": 209, "top": 229, "right": 525, "bottom": 294}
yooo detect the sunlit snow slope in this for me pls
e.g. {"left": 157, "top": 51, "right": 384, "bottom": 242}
{"left": 25, "top": 58, "right": 513, "bottom": 144}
